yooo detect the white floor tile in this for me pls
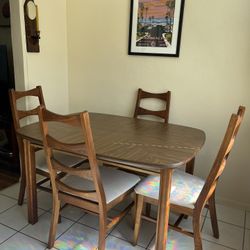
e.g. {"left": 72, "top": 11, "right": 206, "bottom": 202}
{"left": 203, "top": 240, "right": 235, "bottom": 250}
{"left": 78, "top": 213, "right": 100, "bottom": 230}
{"left": 21, "top": 212, "right": 74, "bottom": 243}
{"left": 207, "top": 204, "right": 245, "bottom": 227}
{"left": 78, "top": 209, "right": 120, "bottom": 231}
{"left": 202, "top": 218, "right": 244, "bottom": 250}
{"left": 0, "top": 183, "right": 20, "bottom": 200}
{"left": 110, "top": 214, "right": 155, "bottom": 248}
{"left": 244, "top": 230, "right": 250, "bottom": 250}
{"left": 0, "top": 232, "right": 46, "bottom": 250}
{"left": 0, "top": 204, "right": 45, "bottom": 231}
{"left": 0, "top": 195, "right": 17, "bottom": 213}
{"left": 246, "top": 212, "right": 250, "bottom": 230}
{"left": 106, "top": 235, "right": 145, "bottom": 249}
{"left": 0, "top": 224, "right": 16, "bottom": 244}
{"left": 60, "top": 205, "right": 85, "bottom": 222}
{"left": 55, "top": 222, "right": 99, "bottom": 249}
{"left": 36, "top": 191, "right": 53, "bottom": 210}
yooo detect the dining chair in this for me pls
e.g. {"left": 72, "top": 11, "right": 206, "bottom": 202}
{"left": 133, "top": 106, "right": 245, "bottom": 250}
{"left": 38, "top": 107, "right": 141, "bottom": 250}
{"left": 134, "top": 88, "right": 171, "bottom": 123}
{"left": 9, "top": 86, "right": 85, "bottom": 205}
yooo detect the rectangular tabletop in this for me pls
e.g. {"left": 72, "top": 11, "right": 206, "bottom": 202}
{"left": 18, "top": 113, "right": 205, "bottom": 172}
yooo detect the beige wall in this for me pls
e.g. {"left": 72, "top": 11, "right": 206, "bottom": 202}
{"left": 10, "top": 0, "right": 69, "bottom": 114}
{"left": 67, "top": 0, "right": 250, "bottom": 208}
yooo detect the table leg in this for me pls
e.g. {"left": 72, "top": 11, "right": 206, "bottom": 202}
{"left": 24, "top": 139, "right": 38, "bottom": 224}
{"left": 185, "top": 157, "right": 195, "bottom": 175}
{"left": 155, "top": 168, "right": 173, "bottom": 250}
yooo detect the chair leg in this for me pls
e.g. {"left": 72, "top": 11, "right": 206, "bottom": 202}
{"left": 48, "top": 198, "right": 61, "bottom": 249}
{"left": 18, "top": 140, "right": 26, "bottom": 205}
{"left": 98, "top": 210, "right": 107, "bottom": 250}
{"left": 193, "top": 213, "right": 203, "bottom": 250}
{"left": 133, "top": 194, "right": 144, "bottom": 245}
{"left": 208, "top": 192, "right": 219, "bottom": 238}
{"left": 18, "top": 172, "right": 26, "bottom": 205}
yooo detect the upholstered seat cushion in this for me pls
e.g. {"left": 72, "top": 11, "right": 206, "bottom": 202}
{"left": 35, "top": 150, "right": 84, "bottom": 172}
{"left": 62, "top": 166, "right": 140, "bottom": 204}
{"left": 134, "top": 170, "right": 205, "bottom": 209}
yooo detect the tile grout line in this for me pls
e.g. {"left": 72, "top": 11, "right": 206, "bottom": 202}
{"left": 202, "top": 238, "right": 237, "bottom": 250}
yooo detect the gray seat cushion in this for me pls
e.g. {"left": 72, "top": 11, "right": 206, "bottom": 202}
{"left": 35, "top": 150, "right": 85, "bottom": 172}
{"left": 62, "top": 166, "right": 140, "bottom": 204}
{"left": 134, "top": 169, "right": 205, "bottom": 209}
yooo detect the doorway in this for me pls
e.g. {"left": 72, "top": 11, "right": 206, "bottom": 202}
{"left": 0, "top": 0, "right": 20, "bottom": 177}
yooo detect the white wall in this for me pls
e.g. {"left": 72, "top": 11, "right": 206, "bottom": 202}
{"left": 10, "top": 0, "right": 69, "bottom": 114}
{"left": 67, "top": 0, "right": 250, "bottom": 208}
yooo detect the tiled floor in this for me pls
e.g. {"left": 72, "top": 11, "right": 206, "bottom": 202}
{"left": 0, "top": 182, "right": 249, "bottom": 250}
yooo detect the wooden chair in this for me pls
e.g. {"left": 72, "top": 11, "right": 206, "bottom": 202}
{"left": 133, "top": 106, "right": 245, "bottom": 250}
{"left": 134, "top": 88, "right": 171, "bottom": 123}
{"left": 9, "top": 86, "right": 85, "bottom": 205}
{"left": 38, "top": 107, "right": 140, "bottom": 250}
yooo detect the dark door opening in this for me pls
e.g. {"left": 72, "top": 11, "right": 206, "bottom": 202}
{"left": 0, "top": 0, "right": 20, "bottom": 174}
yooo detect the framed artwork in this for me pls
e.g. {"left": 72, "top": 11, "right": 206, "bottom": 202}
{"left": 128, "top": 0, "right": 185, "bottom": 57}
{"left": 0, "top": 0, "right": 10, "bottom": 27}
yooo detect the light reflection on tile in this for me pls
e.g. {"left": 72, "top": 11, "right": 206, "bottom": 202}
{"left": 55, "top": 223, "right": 98, "bottom": 250}
{"left": 148, "top": 230, "right": 194, "bottom": 250}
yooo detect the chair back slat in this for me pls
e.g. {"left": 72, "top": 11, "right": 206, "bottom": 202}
{"left": 136, "top": 107, "right": 169, "bottom": 121}
{"left": 134, "top": 88, "right": 171, "bottom": 123}
{"left": 39, "top": 107, "right": 107, "bottom": 206}
{"left": 9, "top": 86, "right": 45, "bottom": 130}
{"left": 17, "top": 108, "right": 43, "bottom": 120}
{"left": 47, "top": 135, "right": 87, "bottom": 156}
{"left": 196, "top": 106, "right": 245, "bottom": 209}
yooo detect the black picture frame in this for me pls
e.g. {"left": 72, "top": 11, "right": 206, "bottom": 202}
{"left": 128, "top": 0, "right": 185, "bottom": 57}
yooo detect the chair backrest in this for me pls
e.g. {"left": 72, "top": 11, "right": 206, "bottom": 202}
{"left": 134, "top": 88, "right": 171, "bottom": 123}
{"left": 38, "top": 107, "right": 106, "bottom": 206}
{"left": 196, "top": 106, "right": 245, "bottom": 210}
{"left": 9, "top": 86, "right": 45, "bottom": 131}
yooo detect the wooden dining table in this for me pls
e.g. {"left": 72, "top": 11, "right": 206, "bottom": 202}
{"left": 17, "top": 112, "right": 205, "bottom": 250}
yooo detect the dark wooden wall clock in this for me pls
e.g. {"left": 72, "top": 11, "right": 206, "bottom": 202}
{"left": 24, "top": 0, "right": 40, "bottom": 52}
{"left": 0, "top": 0, "right": 10, "bottom": 27}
